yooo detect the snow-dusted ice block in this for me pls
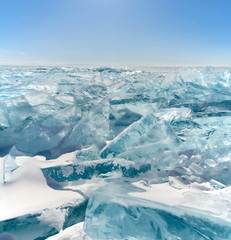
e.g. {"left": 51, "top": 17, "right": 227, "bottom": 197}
{"left": 0, "top": 154, "right": 108, "bottom": 240}
{"left": 0, "top": 156, "right": 92, "bottom": 240}
{"left": 116, "top": 121, "right": 182, "bottom": 171}
{"left": 84, "top": 182, "right": 231, "bottom": 240}
{"left": 100, "top": 114, "right": 158, "bottom": 158}
{"left": 46, "top": 222, "right": 91, "bottom": 240}
{"left": 0, "top": 200, "right": 87, "bottom": 240}
{"left": 42, "top": 158, "right": 151, "bottom": 182}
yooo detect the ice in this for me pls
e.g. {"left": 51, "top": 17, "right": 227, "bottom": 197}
{"left": 117, "top": 121, "right": 182, "bottom": 170}
{"left": 1, "top": 66, "right": 231, "bottom": 239}
{"left": 42, "top": 158, "right": 151, "bottom": 182}
{"left": 0, "top": 153, "right": 104, "bottom": 239}
{"left": 2, "top": 146, "right": 27, "bottom": 182}
{"left": 76, "top": 145, "right": 100, "bottom": 161}
{"left": 84, "top": 181, "right": 231, "bottom": 240}
{"left": 100, "top": 114, "right": 158, "bottom": 158}
{"left": 37, "top": 208, "right": 67, "bottom": 232}
{"left": 0, "top": 200, "right": 88, "bottom": 240}
{"left": 0, "top": 67, "right": 109, "bottom": 159}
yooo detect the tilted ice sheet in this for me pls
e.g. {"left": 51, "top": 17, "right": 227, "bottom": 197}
{"left": 84, "top": 180, "right": 231, "bottom": 240}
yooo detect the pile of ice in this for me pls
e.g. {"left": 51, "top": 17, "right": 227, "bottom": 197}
{"left": 0, "top": 66, "right": 231, "bottom": 240}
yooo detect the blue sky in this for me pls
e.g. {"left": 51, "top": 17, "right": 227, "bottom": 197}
{"left": 0, "top": 0, "right": 231, "bottom": 66}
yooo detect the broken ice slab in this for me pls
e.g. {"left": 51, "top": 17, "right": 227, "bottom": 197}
{"left": 100, "top": 114, "right": 158, "bottom": 158}
{"left": 42, "top": 158, "right": 151, "bottom": 182}
{"left": 166, "top": 149, "right": 231, "bottom": 188}
{"left": 0, "top": 201, "right": 88, "bottom": 240}
{"left": 161, "top": 68, "right": 231, "bottom": 109}
{"left": 0, "top": 77, "right": 109, "bottom": 159}
{"left": 99, "top": 112, "right": 190, "bottom": 177}
{"left": 113, "top": 120, "right": 182, "bottom": 173}
{"left": 1, "top": 146, "right": 29, "bottom": 183}
{"left": 84, "top": 181, "right": 231, "bottom": 240}
{"left": 170, "top": 115, "right": 231, "bottom": 154}
{"left": 3, "top": 154, "right": 19, "bottom": 183}
{"left": 108, "top": 107, "right": 143, "bottom": 140}
{"left": 0, "top": 116, "right": 71, "bottom": 157}
{"left": 117, "top": 143, "right": 181, "bottom": 171}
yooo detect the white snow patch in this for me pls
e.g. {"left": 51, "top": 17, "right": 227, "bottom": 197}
{"left": 15, "top": 150, "right": 77, "bottom": 169}
{"left": 0, "top": 160, "right": 83, "bottom": 221}
{"left": 64, "top": 178, "right": 106, "bottom": 198}
{"left": 62, "top": 166, "right": 73, "bottom": 178}
{"left": 46, "top": 222, "right": 91, "bottom": 240}
{"left": 38, "top": 208, "right": 67, "bottom": 232}
{"left": 129, "top": 179, "right": 231, "bottom": 222}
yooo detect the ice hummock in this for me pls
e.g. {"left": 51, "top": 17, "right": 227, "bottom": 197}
{"left": 0, "top": 66, "right": 231, "bottom": 239}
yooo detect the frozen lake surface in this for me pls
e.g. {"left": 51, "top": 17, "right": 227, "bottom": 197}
{"left": 0, "top": 66, "right": 231, "bottom": 239}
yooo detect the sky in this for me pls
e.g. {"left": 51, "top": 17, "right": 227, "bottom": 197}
{"left": 0, "top": 0, "right": 231, "bottom": 66}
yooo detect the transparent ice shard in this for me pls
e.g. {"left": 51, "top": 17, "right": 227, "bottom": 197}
{"left": 76, "top": 145, "right": 100, "bottom": 162}
{"left": 4, "top": 155, "right": 19, "bottom": 183}
{"left": 108, "top": 107, "right": 143, "bottom": 140}
{"left": 2, "top": 146, "right": 25, "bottom": 182}
{"left": 100, "top": 114, "right": 158, "bottom": 158}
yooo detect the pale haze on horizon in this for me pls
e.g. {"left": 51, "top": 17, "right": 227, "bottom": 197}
{"left": 1, "top": 0, "right": 231, "bottom": 67}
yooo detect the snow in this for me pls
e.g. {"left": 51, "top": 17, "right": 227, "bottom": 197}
{"left": 46, "top": 222, "right": 91, "bottom": 240}
{"left": 129, "top": 178, "right": 231, "bottom": 223}
{"left": 0, "top": 160, "right": 83, "bottom": 221}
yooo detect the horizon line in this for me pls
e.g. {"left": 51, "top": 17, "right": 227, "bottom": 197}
{"left": 1, "top": 63, "right": 231, "bottom": 68}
